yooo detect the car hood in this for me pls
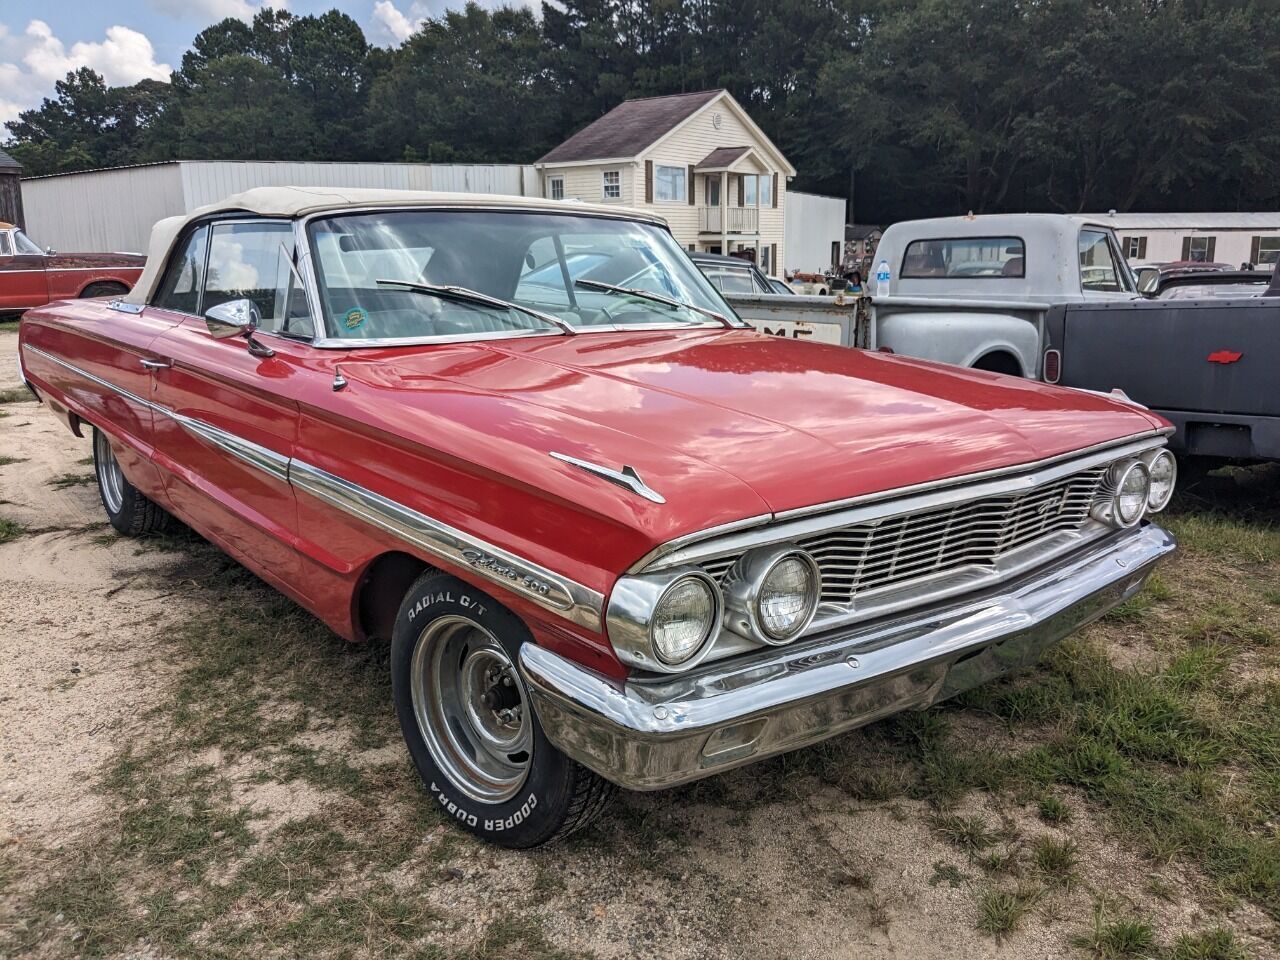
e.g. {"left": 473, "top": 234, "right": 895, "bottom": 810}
{"left": 337, "top": 328, "right": 1164, "bottom": 540}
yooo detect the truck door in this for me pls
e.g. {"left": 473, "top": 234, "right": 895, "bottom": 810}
{"left": 0, "top": 228, "right": 49, "bottom": 310}
{"left": 1078, "top": 228, "right": 1137, "bottom": 301}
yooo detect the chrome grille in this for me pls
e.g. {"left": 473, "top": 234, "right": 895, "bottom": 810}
{"left": 700, "top": 467, "right": 1106, "bottom": 605}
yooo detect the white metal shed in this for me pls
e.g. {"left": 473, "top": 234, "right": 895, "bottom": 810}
{"left": 20, "top": 160, "right": 539, "bottom": 254}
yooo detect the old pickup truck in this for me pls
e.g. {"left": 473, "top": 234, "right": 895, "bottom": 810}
{"left": 18, "top": 187, "right": 1175, "bottom": 847}
{"left": 0, "top": 221, "right": 145, "bottom": 316}
{"left": 866, "top": 214, "right": 1136, "bottom": 377}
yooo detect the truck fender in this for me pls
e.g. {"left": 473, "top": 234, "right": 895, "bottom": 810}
{"left": 876, "top": 311, "right": 1039, "bottom": 377}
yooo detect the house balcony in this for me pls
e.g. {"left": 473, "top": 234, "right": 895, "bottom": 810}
{"left": 698, "top": 206, "right": 758, "bottom": 234}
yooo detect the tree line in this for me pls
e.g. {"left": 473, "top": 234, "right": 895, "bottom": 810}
{"left": 5, "top": 0, "right": 1279, "bottom": 223}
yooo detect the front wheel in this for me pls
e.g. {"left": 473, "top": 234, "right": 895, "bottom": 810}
{"left": 92, "top": 426, "right": 171, "bottom": 535}
{"left": 391, "top": 571, "right": 615, "bottom": 847}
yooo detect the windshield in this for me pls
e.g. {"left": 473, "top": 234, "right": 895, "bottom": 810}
{"left": 13, "top": 230, "right": 44, "bottom": 255}
{"left": 308, "top": 210, "right": 735, "bottom": 342}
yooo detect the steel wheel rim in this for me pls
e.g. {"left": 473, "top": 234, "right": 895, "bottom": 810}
{"left": 410, "top": 615, "right": 532, "bottom": 804}
{"left": 95, "top": 431, "right": 125, "bottom": 514}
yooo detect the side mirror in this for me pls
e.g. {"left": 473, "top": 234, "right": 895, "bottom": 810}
{"left": 205, "top": 298, "right": 261, "bottom": 339}
{"left": 44, "top": 247, "right": 56, "bottom": 256}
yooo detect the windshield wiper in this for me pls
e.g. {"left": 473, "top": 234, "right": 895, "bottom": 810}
{"left": 375, "top": 279, "right": 577, "bottom": 335}
{"left": 573, "top": 279, "right": 735, "bottom": 328}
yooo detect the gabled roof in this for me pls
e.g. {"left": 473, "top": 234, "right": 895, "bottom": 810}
{"left": 694, "top": 146, "right": 752, "bottom": 170}
{"left": 537, "top": 90, "right": 723, "bottom": 164}
{"left": 0, "top": 147, "right": 21, "bottom": 171}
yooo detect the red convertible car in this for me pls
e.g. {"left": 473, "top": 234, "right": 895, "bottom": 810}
{"left": 17, "top": 188, "right": 1177, "bottom": 847}
{"left": 0, "top": 221, "right": 145, "bottom": 315}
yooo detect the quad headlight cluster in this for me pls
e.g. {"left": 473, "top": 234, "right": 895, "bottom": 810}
{"left": 1091, "top": 448, "right": 1176, "bottom": 529}
{"left": 607, "top": 544, "right": 822, "bottom": 674}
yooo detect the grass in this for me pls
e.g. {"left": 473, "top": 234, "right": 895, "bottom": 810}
{"left": 0, "top": 319, "right": 18, "bottom": 333}
{"left": 1031, "top": 836, "right": 1078, "bottom": 884}
{"left": 0, "top": 386, "right": 31, "bottom": 404}
{"left": 1074, "top": 905, "right": 1156, "bottom": 958}
{"left": 975, "top": 885, "right": 1041, "bottom": 939}
{"left": 0, "top": 454, "right": 25, "bottom": 466}
{"left": 48, "top": 471, "right": 95, "bottom": 489}
{"left": 0, "top": 516, "right": 25, "bottom": 543}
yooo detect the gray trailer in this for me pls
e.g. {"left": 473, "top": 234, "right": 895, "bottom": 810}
{"left": 1044, "top": 297, "right": 1280, "bottom": 460}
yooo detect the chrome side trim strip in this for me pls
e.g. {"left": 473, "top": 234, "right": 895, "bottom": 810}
{"left": 169, "top": 411, "right": 291, "bottom": 482}
{"left": 630, "top": 430, "right": 1173, "bottom": 573}
{"left": 289, "top": 460, "right": 605, "bottom": 631}
{"left": 550, "top": 452, "right": 666, "bottom": 504}
{"left": 26, "top": 343, "right": 604, "bottom": 630}
{"left": 24, "top": 344, "right": 160, "bottom": 412}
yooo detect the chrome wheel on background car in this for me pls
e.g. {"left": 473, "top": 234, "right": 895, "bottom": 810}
{"left": 411, "top": 615, "right": 533, "bottom": 803}
{"left": 390, "top": 571, "right": 615, "bottom": 848}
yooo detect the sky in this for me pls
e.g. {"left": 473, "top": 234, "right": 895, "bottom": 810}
{"left": 0, "top": 0, "right": 530, "bottom": 129}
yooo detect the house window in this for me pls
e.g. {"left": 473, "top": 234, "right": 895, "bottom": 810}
{"left": 1184, "top": 235, "right": 1216, "bottom": 262}
{"left": 547, "top": 176, "right": 564, "bottom": 201}
{"left": 1255, "top": 237, "right": 1280, "bottom": 265}
{"left": 831, "top": 241, "right": 841, "bottom": 268}
{"left": 743, "top": 175, "right": 758, "bottom": 206}
{"left": 1124, "top": 236, "right": 1147, "bottom": 259}
{"left": 602, "top": 170, "right": 621, "bottom": 200}
{"left": 759, "top": 175, "right": 773, "bottom": 207}
{"left": 760, "top": 246, "right": 770, "bottom": 273}
{"left": 654, "top": 165, "right": 686, "bottom": 203}
{"left": 707, "top": 177, "right": 720, "bottom": 207}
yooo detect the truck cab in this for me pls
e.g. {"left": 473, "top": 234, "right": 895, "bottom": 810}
{"left": 868, "top": 214, "right": 1136, "bottom": 377}
{"left": 0, "top": 222, "right": 146, "bottom": 316}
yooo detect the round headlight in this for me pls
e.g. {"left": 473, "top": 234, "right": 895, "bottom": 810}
{"left": 651, "top": 575, "right": 717, "bottom": 665}
{"left": 756, "top": 553, "right": 820, "bottom": 642}
{"left": 1145, "top": 449, "right": 1176, "bottom": 512}
{"left": 1114, "top": 460, "right": 1151, "bottom": 526}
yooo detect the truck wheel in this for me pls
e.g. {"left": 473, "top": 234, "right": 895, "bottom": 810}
{"left": 92, "top": 426, "right": 171, "bottom": 536}
{"left": 391, "top": 571, "right": 615, "bottom": 848}
{"left": 80, "top": 282, "right": 129, "bottom": 299}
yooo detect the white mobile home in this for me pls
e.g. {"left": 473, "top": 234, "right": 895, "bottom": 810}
{"left": 1098, "top": 212, "right": 1280, "bottom": 268}
{"left": 784, "top": 191, "right": 846, "bottom": 275}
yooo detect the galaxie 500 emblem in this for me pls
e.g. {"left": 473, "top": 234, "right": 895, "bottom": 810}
{"left": 462, "top": 548, "right": 553, "bottom": 597}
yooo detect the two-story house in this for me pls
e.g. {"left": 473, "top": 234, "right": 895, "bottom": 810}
{"left": 535, "top": 90, "right": 796, "bottom": 276}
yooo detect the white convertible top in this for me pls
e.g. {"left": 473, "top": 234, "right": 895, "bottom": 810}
{"left": 124, "top": 185, "right": 664, "bottom": 305}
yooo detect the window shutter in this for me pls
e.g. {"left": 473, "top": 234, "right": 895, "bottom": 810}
{"left": 1181, "top": 236, "right": 1191, "bottom": 260}
{"left": 688, "top": 165, "right": 695, "bottom": 206}
{"left": 645, "top": 161, "right": 653, "bottom": 204}
{"left": 772, "top": 243, "right": 778, "bottom": 272}
{"left": 737, "top": 175, "right": 745, "bottom": 207}
{"left": 772, "top": 174, "right": 779, "bottom": 208}
{"left": 1252, "top": 236, "right": 1261, "bottom": 264}
{"left": 1206, "top": 237, "right": 1217, "bottom": 261}
{"left": 1138, "top": 237, "right": 1147, "bottom": 259}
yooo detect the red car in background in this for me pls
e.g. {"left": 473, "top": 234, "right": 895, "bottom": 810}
{"left": 0, "top": 221, "right": 144, "bottom": 315}
{"left": 18, "top": 187, "right": 1177, "bottom": 848}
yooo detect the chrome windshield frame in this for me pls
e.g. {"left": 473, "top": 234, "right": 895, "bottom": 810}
{"left": 296, "top": 204, "right": 741, "bottom": 347}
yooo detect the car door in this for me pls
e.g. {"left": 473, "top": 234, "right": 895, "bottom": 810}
{"left": 145, "top": 218, "right": 309, "bottom": 601}
{"left": 0, "top": 228, "right": 49, "bottom": 310}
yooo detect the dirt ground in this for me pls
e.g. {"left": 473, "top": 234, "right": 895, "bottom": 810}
{"left": 1, "top": 326, "right": 1277, "bottom": 959}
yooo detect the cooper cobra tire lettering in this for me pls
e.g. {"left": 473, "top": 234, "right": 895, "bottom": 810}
{"left": 391, "top": 573, "right": 614, "bottom": 848}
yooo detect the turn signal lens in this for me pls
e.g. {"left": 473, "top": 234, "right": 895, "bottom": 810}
{"left": 652, "top": 576, "right": 717, "bottom": 665}
{"left": 1144, "top": 449, "right": 1176, "bottom": 512}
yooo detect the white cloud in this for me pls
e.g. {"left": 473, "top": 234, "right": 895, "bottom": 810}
{"left": 367, "top": 0, "right": 536, "bottom": 47}
{"left": 148, "top": 0, "right": 287, "bottom": 22}
{"left": 0, "top": 20, "right": 172, "bottom": 129}
{"left": 369, "top": 1, "right": 425, "bottom": 45}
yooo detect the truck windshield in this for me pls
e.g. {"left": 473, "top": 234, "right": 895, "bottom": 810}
{"left": 308, "top": 210, "right": 735, "bottom": 342}
{"left": 901, "top": 237, "right": 1025, "bottom": 278}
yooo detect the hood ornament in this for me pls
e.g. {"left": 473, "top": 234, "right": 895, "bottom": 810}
{"left": 550, "top": 452, "right": 665, "bottom": 504}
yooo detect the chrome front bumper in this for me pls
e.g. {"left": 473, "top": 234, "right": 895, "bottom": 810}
{"left": 519, "top": 523, "right": 1175, "bottom": 791}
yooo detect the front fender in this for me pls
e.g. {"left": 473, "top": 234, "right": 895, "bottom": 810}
{"left": 876, "top": 311, "right": 1040, "bottom": 376}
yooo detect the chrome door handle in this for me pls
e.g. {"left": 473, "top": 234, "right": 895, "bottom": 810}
{"left": 140, "top": 358, "right": 172, "bottom": 370}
